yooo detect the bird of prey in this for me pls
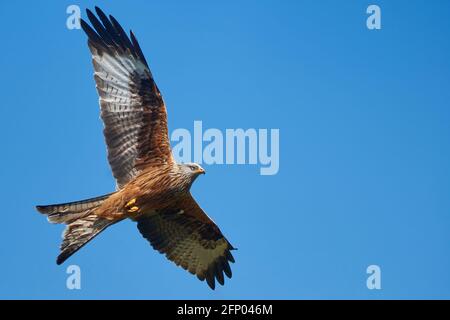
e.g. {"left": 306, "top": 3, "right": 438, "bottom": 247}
{"left": 36, "top": 7, "right": 235, "bottom": 290}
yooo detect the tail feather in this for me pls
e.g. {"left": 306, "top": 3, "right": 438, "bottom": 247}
{"left": 36, "top": 193, "right": 113, "bottom": 224}
{"left": 56, "top": 214, "right": 118, "bottom": 265}
{"left": 36, "top": 193, "right": 118, "bottom": 264}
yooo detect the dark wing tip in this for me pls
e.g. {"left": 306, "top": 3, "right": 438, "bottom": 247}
{"left": 226, "top": 250, "right": 235, "bottom": 263}
{"left": 83, "top": 7, "right": 146, "bottom": 64}
{"left": 56, "top": 254, "right": 65, "bottom": 265}
{"left": 215, "top": 262, "right": 225, "bottom": 286}
{"left": 205, "top": 269, "right": 216, "bottom": 290}
{"left": 80, "top": 18, "right": 102, "bottom": 45}
{"left": 108, "top": 14, "right": 135, "bottom": 52}
{"left": 94, "top": 6, "right": 105, "bottom": 16}
{"left": 36, "top": 205, "right": 49, "bottom": 214}
{"left": 130, "top": 30, "right": 149, "bottom": 68}
{"left": 85, "top": 9, "right": 98, "bottom": 28}
{"left": 223, "top": 259, "right": 232, "bottom": 279}
{"left": 203, "top": 252, "right": 234, "bottom": 290}
{"left": 85, "top": 7, "right": 94, "bottom": 17}
{"left": 79, "top": 18, "right": 90, "bottom": 34}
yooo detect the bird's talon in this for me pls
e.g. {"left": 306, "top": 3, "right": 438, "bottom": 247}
{"left": 125, "top": 198, "right": 139, "bottom": 213}
{"left": 128, "top": 206, "right": 139, "bottom": 213}
{"left": 125, "top": 198, "right": 136, "bottom": 207}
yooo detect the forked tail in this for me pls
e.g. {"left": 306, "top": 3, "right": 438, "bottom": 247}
{"left": 36, "top": 193, "right": 118, "bottom": 265}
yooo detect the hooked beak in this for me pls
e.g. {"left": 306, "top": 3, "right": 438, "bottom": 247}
{"left": 196, "top": 168, "right": 206, "bottom": 175}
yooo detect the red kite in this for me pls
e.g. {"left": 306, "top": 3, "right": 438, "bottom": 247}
{"left": 36, "top": 7, "right": 235, "bottom": 290}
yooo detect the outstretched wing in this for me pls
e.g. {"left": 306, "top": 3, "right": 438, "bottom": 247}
{"left": 80, "top": 7, "right": 173, "bottom": 188}
{"left": 136, "top": 195, "right": 236, "bottom": 290}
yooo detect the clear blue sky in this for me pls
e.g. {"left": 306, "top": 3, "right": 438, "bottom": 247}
{"left": 1, "top": 0, "right": 450, "bottom": 299}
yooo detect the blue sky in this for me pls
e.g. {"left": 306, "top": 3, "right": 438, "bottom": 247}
{"left": 1, "top": 0, "right": 450, "bottom": 299}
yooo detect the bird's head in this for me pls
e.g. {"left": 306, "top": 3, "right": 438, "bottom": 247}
{"left": 179, "top": 162, "right": 206, "bottom": 180}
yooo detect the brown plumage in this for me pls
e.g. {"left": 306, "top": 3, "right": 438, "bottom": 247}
{"left": 36, "top": 6, "right": 235, "bottom": 290}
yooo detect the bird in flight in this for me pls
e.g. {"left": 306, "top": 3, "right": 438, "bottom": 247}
{"left": 36, "top": 7, "right": 235, "bottom": 290}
